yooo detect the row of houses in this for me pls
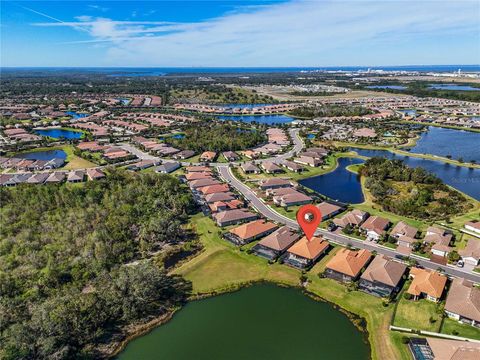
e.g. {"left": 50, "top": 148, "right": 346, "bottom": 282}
{"left": 0, "top": 156, "right": 65, "bottom": 171}
{"left": 131, "top": 136, "right": 181, "bottom": 157}
{"left": 0, "top": 168, "right": 105, "bottom": 186}
{"left": 76, "top": 141, "right": 136, "bottom": 162}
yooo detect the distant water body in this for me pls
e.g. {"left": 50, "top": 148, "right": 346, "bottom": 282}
{"left": 3, "top": 65, "right": 480, "bottom": 77}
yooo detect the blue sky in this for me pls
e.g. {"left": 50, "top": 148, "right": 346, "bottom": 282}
{"left": 2, "top": 0, "right": 479, "bottom": 67}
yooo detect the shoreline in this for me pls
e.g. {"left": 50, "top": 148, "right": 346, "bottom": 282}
{"left": 106, "top": 280, "right": 372, "bottom": 359}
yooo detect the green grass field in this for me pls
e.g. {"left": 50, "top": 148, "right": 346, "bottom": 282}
{"left": 393, "top": 297, "right": 442, "bottom": 332}
{"left": 441, "top": 318, "right": 480, "bottom": 340}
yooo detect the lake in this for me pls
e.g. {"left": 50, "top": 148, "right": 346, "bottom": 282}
{"left": 367, "top": 85, "right": 406, "bottom": 90}
{"left": 350, "top": 148, "right": 480, "bottom": 201}
{"left": 299, "top": 157, "right": 365, "bottom": 203}
{"left": 117, "top": 284, "right": 370, "bottom": 360}
{"left": 428, "top": 84, "right": 480, "bottom": 91}
{"left": 217, "top": 114, "right": 294, "bottom": 124}
{"left": 34, "top": 128, "right": 83, "bottom": 139}
{"left": 16, "top": 149, "right": 67, "bottom": 161}
{"left": 410, "top": 126, "right": 480, "bottom": 163}
{"left": 66, "top": 111, "right": 89, "bottom": 119}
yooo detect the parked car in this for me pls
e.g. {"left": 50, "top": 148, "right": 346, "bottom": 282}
{"left": 457, "top": 260, "right": 464, "bottom": 268}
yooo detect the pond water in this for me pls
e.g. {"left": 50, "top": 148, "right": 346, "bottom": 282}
{"left": 116, "top": 98, "right": 131, "bottom": 105}
{"left": 299, "top": 157, "right": 365, "bottom": 203}
{"left": 367, "top": 85, "right": 407, "bottom": 90}
{"left": 117, "top": 284, "right": 370, "bottom": 360}
{"left": 350, "top": 148, "right": 480, "bottom": 201}
{"left": 307, "top": 133, "right": 316, "bottom": 139}
{"left": 428, "top": 84, "right": 480, "bottom": 91}
{"left": 65, "top": 111, "right": 89, "bottom": 119}
{"left": 34, "top": 128, "right": 83, "bottom": 139}
{"left": 217, "top": 114, "right": 294, "bottom": 124}
{"left": 16, "top": 149, "right": 67, "bottom": 161}
{"left": 171, "top": 133, "right": 185, "bottom": 139}
{"left": 410, "top": 126, "right": 480, "bottom": 163}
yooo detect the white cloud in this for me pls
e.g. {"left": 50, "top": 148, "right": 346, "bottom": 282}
{"left": 31, "top": 0, "right": 480, "bottom": 66}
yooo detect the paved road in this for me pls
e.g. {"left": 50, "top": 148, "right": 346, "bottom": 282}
{"left": 218, "top": 165, "right": 480, "bottom": 283}
{"left": 119, "top": 143, "right": 160, "bottom": 161}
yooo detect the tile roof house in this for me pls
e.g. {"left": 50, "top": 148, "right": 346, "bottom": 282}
{"left": 445, "top": 278, "right": 480, "bottom": 327}
{"left": 222, "top": 151, "right": 240, "bottom": 162}
{"left": 284, "top": 236, "right": 329, "bottom": 269}
{"left": 200, "top": 151, "right": 217, "bottom": 162}
{"left": 261, "top": 161, "right": 283, "bottom": 174}
{"left": 25, "top": 172, "right": 49, "bottom": 185}
{"left": 407, "top": 268, "right": 447, "bottom": 302}
{"left": 333, "top": 209, "right": 369, "bottom": 228}
{"left": 422, "top": 338, "right": 480, "bottom": 360}
{"left": 465, "top": 221, "right": 480, "bottom": 237}
{"left": 459, "top": 238, "right": 480, "bottom": 266}
{"left": 390, "top": 221, "right": 418, "bottom": 239}
{"left": 67, "top": 170, "right": 85, "bottom": 183}
{"left": 360, "top": 216, "right": 391, "bottom": 241}
{"left": 316, "top": 202, "right": 344, "bottom": 220}
{"left": 325, "top": 249, "right": 372, "bottom": 283}
{"left": 204, "top": 192, "right": 235, "bottom": 203}
{"left": 241, "top": 162, "right": 261, "bottom": 174}
{"left": 172, "top": 150, "right": 195, "bottom": 160}
{"left": 86, "top": 168, "right": 105, "bottom": 180}
{"left": 252, "top": 226, "right": 300, "bottom": 260}
{"left": 280, "top": 160, "right": 305, "bottom": 173}
{"left": 189, "top": 178, "right": 222, "bottom": 189}
{"left": 45, "top": 172, "right": 66, "bottom": 183}
{"left": 294, "top": 155, "right": 322, "bottom": 167}
{"left": 258, "top": 178, "right": 292, "bottom": 190}
{"left": 359, "top": 256, "right": 407, "bottom": 298}
{"left": 425, "top": 227, "right": 454, "bottom": 258}
{"left": 185, "top": 172, "right": 212, "bottom": 181}
{"left": 185, "top": 166, "right": 211, "bottom": 173}
{"left": 225, "top": 220, "right": 278, "bottom": 245}
{"left": 273, "top": 190, "right": 312, "bottom": 207}
{"left": 198, "top": 184, "right": 230, "bottom": 195}
{"left": 213, "top": 209, "right": 258, "bottom": 227}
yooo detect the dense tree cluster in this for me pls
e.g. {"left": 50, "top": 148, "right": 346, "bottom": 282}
{"left": 288, "top": 104, "right": 374, "bottom": 119}
{"left": 166, "top": 123, "right": 267, "bottom": 152}
{"left": 0, "top": 170, "right": 194, "bottom": 359}
{"left": 360, "top": 157, "right": 472, "bottom": 219}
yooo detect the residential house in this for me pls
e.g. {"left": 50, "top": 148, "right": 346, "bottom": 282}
{"left": 359, "top": 256, "right": 407, "bottom": 298}
{"left": 225, "top": 220, "right": 278, "bottom": 245}
{"left": 390, "top": 221, "right": 418, "bottom": 239}
{"left": 222, "top": 151, "right": 240, "bottom": 162}
{"left": 200, "top": 151, "right": 217, "bottom": 162}
{"left": 86, "top": 168, "right": 105, "bottom": 180}
{"left": 185, "top": 166, "right": 211, "bottom": 173}
{"left": 185, "top": 172, "right": 212, "bottom": 181}
{"left": 67, "top": 170, "right": 85, "bottom": 183}
{"left": 407, "top": 268, "right": 447, "bottom": 302}
{"left": 294, "top": 155, "right": 322, "bottom": 167}
{"left": 204, "top": 192, "right": 236, "bottom": 204}
{"left": 414, "top": 338, "right": 480, "bottom": 360}
{"left": 189, "top": 178, "right": 222, "bottom": 189}
{"left": 241, "top": 162, "right": 261, "bottom": 174}
{"left": 45, "top": 172, "right": 66, "bottom": 184}
{"left": 198, "top": 184, "right": 230, "bottom": 195}
{"left": 213, "top": 209, "right": 258, "bottom": 227}
{"left": 172, "top": 150, "right": 195, "bottom": 160}
{"left": 445, "top": 278, "right": 480, "bottom": 327}
{"left": 25, "top": 173, "right": 49, "bottom": 185}
{"left": 333, "top": 209, "right": 369, "bottom": 228}
{"left": 465, "top": 221, "right": 480, "bottom": 238}
{"left": 280, "top": 160, "right": 305, "bottom": 173}
{"left": 424, "top": 226, "right": 453, "bottom": 257}
{"left": 155, "top": 161, "right": 181, "bottom": 174}
{"left": 324, "top": 249, "right": 372, "bottom": 283}
{"left": 284, "top": 236, "right": 329, "bottom": 269}
{"left": 316, "top": 202, "right": 344, "bottom": 221}
{"left": 261, "top": 161, "right": 283, "bottom": 174}
{"left": 459, "top": 238, "right": 480, "bottom": 266}
{"left": 252, "top": 226, "right": 300, "bottom": 260}
{"left": 258, "top": 178, "right": 292, "bottom": 190}
{"left": 273, "top": 190, "right": 312, "bottom": 207}
{"left": 360, "top": 216, "right": 390, "bottom": 241}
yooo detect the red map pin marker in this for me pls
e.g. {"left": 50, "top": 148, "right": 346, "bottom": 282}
{"left": 296, "top": 204, "right": 322, "bottom": 241}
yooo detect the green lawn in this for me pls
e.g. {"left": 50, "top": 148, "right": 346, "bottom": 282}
{"left": 441, "top": 318, "right": 480, "bottom": 340}
{"left": 393, "top": 297, "right": 442, "bottom": 332}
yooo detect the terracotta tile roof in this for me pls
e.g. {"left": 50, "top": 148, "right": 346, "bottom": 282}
{"left": 257, "top": 226, "right": 300, "bottom": 251}
{"left": 198, "top": 184, "right": 230, "bottom": 195}
{"left": 185, "top": 172, "right": 212, "bottom": 180}
{"left": 445, "top": 278, "right": 480, "bottom": 323}
{"left": 287, "top": 236, "right": 329, "bottom": 260}
{"left": 185, "top": 166, "right": 211, "bottom": 172}
{"left": 407, "top": 268, "right": 447, "bottom": 299}
{"left": 204, "top": 192, "right": 235, "bottom": 203}
{"left": 360, "top": 255, "right": 407, "bottom": 287}
{"left": 229, "top": 220, "right": 278, "bottom": 240}
{"left": 326, "top": 248, "right": 372, "bottom": 277}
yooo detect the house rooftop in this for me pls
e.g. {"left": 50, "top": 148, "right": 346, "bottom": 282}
{"left": 445, "top": 278, "right": 480, "bottom": 324}
{"left": 326, "top": 248, "right": 372, "bottom": 277}
{"left": 257, "top": 226, "right": 300, "bottom": 251}
{"left": 229, "top": 220, "right": 278, "bottom": 240}
{"left": 286, "top": 236, "right": 329, "bottom": 260}
{"left": 407, "top": 268, "right": 447, "bottom": 299}
{"left": 360, "top": 255, "right": 407, "bottom": 287}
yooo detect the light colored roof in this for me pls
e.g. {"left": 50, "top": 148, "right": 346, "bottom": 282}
{"left": 214, "top": 209, "right": 257, "bottom": 223}
{"left": 257, "top": 226, "right": 300, "bottom": 251}
{"left": 326, "top": 248, "right": 372, "bottom": 277}
{"left": 229, "top": 220, "right": 278, "bottom": 240}
{"left": 459, "top": 238, "right": 480, "bottom": 259}
{"left": 407, "top": 268, "right": 447, "bottom": 298}
{"left": 316, "top": 202, "right": 342, "bottom": 217}
{"left": 445, "top": 278, "right": 480, "bottom": 323}
{"left": 391, "top": 221, "right": 418, "bottom": 238}
{"left": 466, "top": 221, "right": 480, "bottom": 230}
{"left": 360, "top": 215, "right": 390, "bottom": 234}
{"left": 426, "top": 338, "right": 480, "bottom": 360}
{"left": 333, "top": 209, "right": 368, "bottom": 227}
{"left": 360, "top": 255, "right": 406, "bottom": 287}
{"left": 259, "top": 178, "right": 291, "bottom": 187}
{"left": 287, "top": 236, "right": 329, "bottom": 259}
